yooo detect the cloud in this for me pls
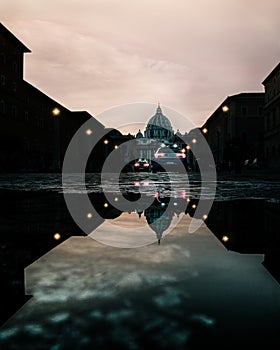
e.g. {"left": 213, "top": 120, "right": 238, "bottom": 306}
{"left": 1, "top": 0, "right": 280, "bottom": 128}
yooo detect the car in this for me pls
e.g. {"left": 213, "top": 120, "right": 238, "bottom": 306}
{"left": 133, "top": 158, "right": 151, "bottom": 172}
{"left": 152, "top": 145, "right": 187, "bottom": 172}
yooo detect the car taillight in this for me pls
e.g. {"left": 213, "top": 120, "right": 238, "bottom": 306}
{"left": 134, "top": 162, "right": 140, "bottom": 167}
{"left": 144, "top": 163, "right": 149, "bottom": 167}
{"left": 176, "top": 153, "right": 186, "bottom": 158}
{"left": 155, "top": 153, "right": 166, "bottom": 158}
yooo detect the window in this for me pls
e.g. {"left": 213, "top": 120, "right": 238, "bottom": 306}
{"left": 277, "top": 107, "right": 280, "bottom": 125}
{"left": 241, "top": 132, "right": 247, "bottom": 143}
{"left": 12, "top": 62, "right": 18, "bottom": 73}
{"left": 11, "top": 105, "right": 17, "bottom": 118}
{"left": 0, "top": 74, "right": 5, "bottom": 86}
{"left": 267, "top": 115, "right": 270, "bottom": 131}
{"left": 0, "top": 100, "right": 5, "bottom": 114}
{"left": 241, "top": 106, "right": 247, "bottom": 116}
{"left": 0, "top": 53, "right": 6, "bottom": 64}
{"left": 39, "top": 119, "right": 44, "bottom": 128}
{"left": 272, "top": 110, "right": 276, "bottom": 127}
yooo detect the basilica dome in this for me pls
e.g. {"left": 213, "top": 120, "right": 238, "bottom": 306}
{"left": 144, "top": 104, "right": 174, "bottom": 141}
{"left": 147, "top": 104, "right": 173, "bottom": 131}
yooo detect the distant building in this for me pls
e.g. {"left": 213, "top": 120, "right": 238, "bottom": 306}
{"left": 144, "top": 104, "right": 174, "bottom": 142}
{"left": 262, "top": 62, "right": 280, "bottom": 169}
{"left": 201, "top": 93, "right": 265, "bottom": 171}
{"left": 135, "top": 104, "right": 187, "bottom": 161}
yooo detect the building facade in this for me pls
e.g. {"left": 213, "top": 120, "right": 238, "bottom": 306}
{"left": 144, "top": 104, "right": 174, "bottom": 142}
{"left": 135, "top": 104, "right": 187, "bottom": 161}
{"left": 0, "top": 23, "right": 112, "bottom": 172}
{"left": 201, "top": 93, "right": 265, "bottom": 171}
{"left": 262, "top": 62, "right": 280, "bottom": 169}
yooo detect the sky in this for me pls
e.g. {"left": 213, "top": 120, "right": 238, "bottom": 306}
{"left": 1, "top": 0, "right": 280, "bottom": 133}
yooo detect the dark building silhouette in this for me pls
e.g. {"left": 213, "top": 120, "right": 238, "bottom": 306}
{"left": 262, "top": 62, "right": 280, "bottom": 169}
{"left": 0, "top": 190, "right": 88, "bottom": 326}
{"left": 144, "top": 104, "right": 174, "bottom": 142}
{"left": 188, "top": 199, "right": 280, "bottom": 284}
{"left": 205, "top": 200, "right": 265, "bottom": 253}
{"left": 201, "top": 93, "right": 265, "bottom": 171}
{"left": 0, "top": 22, "right": 133, "bottom": 173}
{"left": 262, "top": 200, "right": 280, "bottom": 283}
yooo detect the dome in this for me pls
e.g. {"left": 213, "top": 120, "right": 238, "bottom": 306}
{"left": 147, "top": 104, "right": 173, "bottom": 131}
{"left": 144, "top": 104, "right": 174, "bottom": 141}
{"left": 136, "top": 129, "right": 143, "bottom": 138}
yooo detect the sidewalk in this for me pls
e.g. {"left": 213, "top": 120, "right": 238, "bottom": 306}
{"left": 217, "top": 168, "right": 280, "bottom": 181}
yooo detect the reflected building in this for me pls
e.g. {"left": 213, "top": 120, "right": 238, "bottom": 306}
{"left": 144, "top": 195, "right": 188, "bottom": 244}
{"left": 263, "top": 200, "right": 280, "bottom": 283}
{"left": 144, "top": 201, "right": 173, "bottom": 244}
{"left": 202, "top": 199, "right": 280, "bottom": 284}
{"left": 0, "top": 191, "right": 89, "bottom": 326}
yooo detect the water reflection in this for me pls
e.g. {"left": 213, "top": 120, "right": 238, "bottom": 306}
{"left": 0, "top": 175, "right": 280, "bottom": 348}
{"left": 1, "top": 200, "right": 280, "bottom": 349}
{"left": 203, "top": 199, "right": 280, "bottom": 283}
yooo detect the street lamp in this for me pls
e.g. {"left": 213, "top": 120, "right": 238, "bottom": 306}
{"left": 53, "top": 232, "right": 61, "bottom": 240}
{"left": 222, "top": 235, "right": 229, "bottom": 242}
{"left": 222, "top": 105, "right": 229, "bottom": 113}
{"left": 202, "top": 128, "right": 208, "bottom": 134}
{"left": 52, "top": 107, "right": 60, "bottom": 116}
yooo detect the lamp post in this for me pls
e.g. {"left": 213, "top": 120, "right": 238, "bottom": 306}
{"left": 52, "top": 107, "right": 60, "bottom": 172}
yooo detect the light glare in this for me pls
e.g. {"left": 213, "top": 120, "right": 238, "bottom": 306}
{"left": 53, "top": 233, "right": 61, "bottom": 240}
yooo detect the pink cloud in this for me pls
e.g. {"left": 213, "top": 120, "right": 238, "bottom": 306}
{"left": 1, "top": 0, "right": 280, "bottom": 130}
